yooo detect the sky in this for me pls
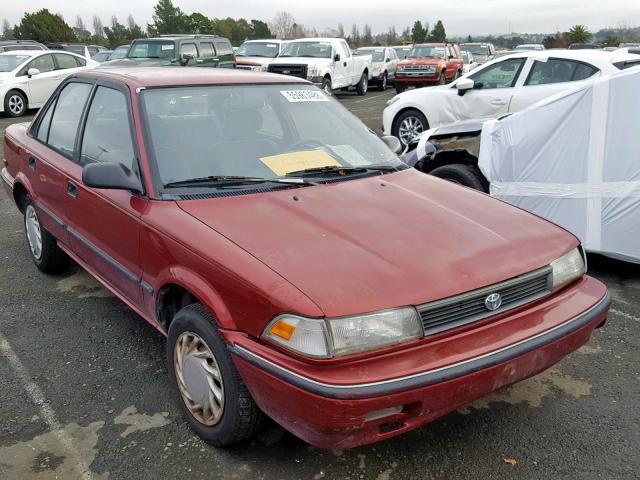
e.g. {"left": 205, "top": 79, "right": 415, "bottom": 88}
{"left": 3, "top": 0, "right": 640, "bottom": 36}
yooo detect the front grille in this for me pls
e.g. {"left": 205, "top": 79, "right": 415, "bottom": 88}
{"left": 400, "top": 65, "right": 433, "bottom": 71}
{"left": 418, "top": 267, "right": 552, "bottom": 336}
{"left": 268, "top": 63, "right": 308, "bottom": 79}
{"left": 236, "top": 65, "right": 252, "bottom": 70}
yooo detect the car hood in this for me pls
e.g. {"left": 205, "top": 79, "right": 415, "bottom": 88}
{"left": 177, "top": 169, "right": 576, "bottom": 317}
{"left": 0, "top": 71, "right": 13, "bottom": 80}
{"left": 270, "top": 57, "right": 330, "bottom": 65}
{"left": 236, "top": 56, "right": 275, "bottom": 66}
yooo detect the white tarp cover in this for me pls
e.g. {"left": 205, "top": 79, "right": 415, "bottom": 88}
{"left": 478, "top": 68, "right": 640, "bottom": 263}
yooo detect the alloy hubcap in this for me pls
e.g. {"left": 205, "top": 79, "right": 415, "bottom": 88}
{"left": 382, "top": 76, "right": 387, "bottom": 89}
{"left": 362, "top": 76, "right": 368, "bottom": 93}
{"left": 25, "top": 205, "right": 42, "bottom": 260}
{"left": 323, "top": 82, "right": 331, "bottom": 95}
{"left": 9, "top": 95, "right": 24, "bottom": 115}
{"left": 174, "top": 331, "right": 224, "bottom": 426}
{"left": 398, "top": 117, "right": 424, "bottom": 145}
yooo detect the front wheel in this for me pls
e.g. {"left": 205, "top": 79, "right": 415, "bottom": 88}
{"left": 23, "top": 196, "right": 67, "bottom": 272}
{"left": 395, "top": 84, "right": 406, "bottom": 94}
{"left": 378, "top": 73, "right": 387, "bottom": 91}
{"left": 393, "top": 109, "right": 428, "bottom": 146}
{"left": 356, "top": 73, "right": 368, "bottom": 96}
{"left": 438, "top": 72, "right": 446, "bottom": 85}
{"left": 321, "top": 77, "right": 332, "bottom": 96}
{"left": 167, "top": 304, "right": 262, "bottom": 447}
{"left": 429, "top": 164, "right": 489, "bottom": 192}
{"left": 4, "top": 90, "right": 27, "bottom": 117}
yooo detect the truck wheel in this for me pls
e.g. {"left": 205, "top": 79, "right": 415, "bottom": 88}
{"left": 23, "top": 196, "right": 68, "bottom": 272}
{"left": 453, "top": 70, "right": 460, "bottom": 81}
{"left": 393, "top": 109, "right": 428, "bottom": 146}
{"left": 4, "top": 90, "right": 27, "bottom": 117}
{"left": 395, "top": 84, "right": 406, "bottom": 94}
{"left": 321, "top": 77, "right": 332, "bottom": 96}
{"left": 378, "top": 73, "right": 387, "bottom": 91}
{"left": 356, "top": 73, "right": 368, "bottom": 96}
{"left": 429, "top": 164, "right": 489, "bottom": 192}
{"left": 438, "top": 72, "right": 446, "bottom": 85}
{"left": 167, "top": 303, "right": 263, "bottom": 447}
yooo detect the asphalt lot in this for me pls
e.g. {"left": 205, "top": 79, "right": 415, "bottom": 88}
{"left": 1, "top": 93, "right": 640, "bottom": 480}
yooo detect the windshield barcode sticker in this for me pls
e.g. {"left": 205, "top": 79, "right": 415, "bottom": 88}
{"left": 161, "top": 45, "right": 174, "bottom": 50}
{"left": 281, "top": 90, "right": 329, "bottom": 102}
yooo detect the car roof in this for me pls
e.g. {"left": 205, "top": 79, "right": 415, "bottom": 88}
{"left": 496, "top": 48, "right": 639, "bottom": 64}
{"left": 0, "top": 50, "right": 40, "bottom": 57}
{"left": 73, "top": 66, "right": 310, "bottom": 88}
{"left": 414, "top": 43, "right": 446, "bottom": 47}
{"left": 244, "top": 39, "right": 286, "bottom": 43}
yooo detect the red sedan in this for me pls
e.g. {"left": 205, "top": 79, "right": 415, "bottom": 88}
{"left": 1, "top": 67, "right": 609, "bottom": 449}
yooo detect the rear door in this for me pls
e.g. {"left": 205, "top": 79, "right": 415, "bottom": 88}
{"left": 197, "top": 41, "right": 218, "bottom": 67}
{"left": 213, "top": 40, "right": 234, "bottom": 68}
{"left": 64, "top": 83, "right": 146, "bottom": 306}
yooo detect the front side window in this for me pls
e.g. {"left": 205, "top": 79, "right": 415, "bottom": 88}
{"left": 525, "top": 59, "right": 599, "bottom": 85}
{"left": 180, "top": 43, "right": 198, "bottom": 57}
{"left": 47, "top": 82, "right": 92, "bottom": 157}
{"left": 462, "top": 45, "right": 489, "bottom": 56}
{"left": 24, "top": 54, "right": 55, "bottom": 74}
{"left": 141, "top": 85, "right": 403, "bottom": 187}
{"left": 199, "top": 42, "right": 214, "bottom": 57}
{"left": 469, "top": 58, "right": 526, "bottom": 89}
{"left": 54, "top": 53, "right": 78, "bottom": 70}
{"left": 80, "top": 87, "right": 135, "bottom": 169}
{"left": 280, "top": 42, "right": 333, "bottom": 58}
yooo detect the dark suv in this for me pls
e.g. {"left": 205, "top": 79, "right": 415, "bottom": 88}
{"left": 0, "top": 40, "right": 47, "bottom": 52}
{"left": 125, "top": 35, "right": 235, "bottom": 68}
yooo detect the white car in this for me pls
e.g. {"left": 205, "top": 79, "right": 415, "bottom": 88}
{"left": 461, "top": 51, "right": 478, "bottom": 74}
{"left": 355, "top": 46, "right": 399, "bottom": 90}
{"left": 383, "top": 49, "right": 640, "bottom": 145}
{"left": 515, "top": 44, "right": 545, "bottom": 51}
{"left": 1, "top": 50, "right": 98, "bottom": 117}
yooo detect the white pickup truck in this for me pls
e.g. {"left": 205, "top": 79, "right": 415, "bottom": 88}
{"left": 267, "top": 38, "right": 372, "bottom": 95}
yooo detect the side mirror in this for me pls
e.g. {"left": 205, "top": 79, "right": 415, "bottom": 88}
{"left": 180, "top": 53, "right": 195, "bottom": 66}
{"left": 381, "top": 135, "right": 403, "bottom": 155}
{"left": 385, "top": 58, "right": 391, "bottom": 62}
{"left": 27, "top": 68, "right": 40, "bottom": 78}
{"left": 334, "top": 53, "right": 341, "bottom": 62}
{"left": 456, "top": 78, "right": 474, "bottom": 96}
{"left": 449, "top": 54, "right": 454, "bottom": 59}
{"left": 82, "top": 162, "right": 143, "bottom": 194}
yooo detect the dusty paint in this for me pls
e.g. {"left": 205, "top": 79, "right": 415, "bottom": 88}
{"left": 56, "top": 271, "right": 111, "bottom": 299}
{"left": 459, "top": 369, "right": 592, "bottom": 413}
{"left": 0, "top": 421, "right": 106, "bottom": 480}
{"left": 113, "top": 406, "right": 170, "bottom": 438}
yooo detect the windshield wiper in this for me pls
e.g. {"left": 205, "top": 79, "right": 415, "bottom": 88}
{"left": 285, "top": 165, "right": 401, "bottom": 178}
{"left": 163, "top": 175, "right": 315, "bottom": 189}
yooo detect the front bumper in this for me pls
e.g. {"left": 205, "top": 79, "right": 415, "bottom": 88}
{"left": 395, "top": 74, "right": 440, "bottom": 85}
{"left": 227, "top": 276, "right": 609, "bottom": 448}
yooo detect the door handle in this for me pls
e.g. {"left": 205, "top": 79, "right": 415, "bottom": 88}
{"left": 213, "top": 58, "right": 219, "bottom": 62}
{"left": 490, "top": 99, "right": 508, "bottom": 106}
{"left": 343, "top": 62, "right": 347, "bottom": 67}
{"left": 67, "top": 181, "right": 78, "bottom": 198}
{"left": 27, "top": 156, "right": 36, "bottom": 170}
{"left": 196, "top": 59, "right": 203, "bottom": 63}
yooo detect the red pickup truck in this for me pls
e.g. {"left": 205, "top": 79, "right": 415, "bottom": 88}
{"left": 2, "top": 67, "right": 609, "bottom": 449}
{"left": 395, "top": 43, "right": 464, "bottom": 92}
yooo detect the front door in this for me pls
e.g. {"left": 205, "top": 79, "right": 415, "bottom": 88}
{"left": 64, "top": 84, "right": 145, "bottom": 306}
{"left": 21, "top": 54, "right": 64, "bottom": 106}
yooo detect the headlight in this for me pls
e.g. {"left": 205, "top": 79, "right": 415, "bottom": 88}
{"left": 308, "top": 66, "right": 318, "bottom": 77}
{"left": 387, "top": 95, "right": 401, "bottom": 106}
{"left": 424, "top": 66, "right": 436, "bottom": 73}
{"left": 551, "top": 247, "right": 586, "bottom": 289}
{"left": 263, "top": 307, "right": 423, "bottom": 358}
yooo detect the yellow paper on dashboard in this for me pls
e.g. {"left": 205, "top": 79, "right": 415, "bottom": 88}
{"left": 259, "top": 150, "right": 339, "bottom": 176}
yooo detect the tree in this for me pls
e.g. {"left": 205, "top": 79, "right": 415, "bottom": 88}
{"left": 188, "top": 12, "right": 213, "bottom": 34}
{"left": 270, "top": 11, "right": 295, "bottom": 39}
{"left": 566, "top": 24, "right": 591, "bottom": 44}
{"left": 349, "top": 24, "right": 360, "bottom": 48}
{"left": 387, "top": 26, "right": 397, "bottom": 45}
{"left": 92, "top": 15, "right": 105, "bottom": 44}
{"left": 337, "top": 23, "right": 345, "bottom": 39}
{"left": 148, "top": 0, "right": 189, "bottom": 36}
{"left": 362, "top": 24, "right": 373, "bottom": 45}
{"left": 250, "top": 19, "right": 271, "bottom": 39}
{"left": 429, "top": 20, "right": 446, "bottom": 42}
{"left": 73, "top": 15, "right": 91, "bottom": 42}
{"left": 411, "top": 20, "right": 427, "bottom": 43}
{"left": 2, "top": 18, "right": 14, "bottom": 39}
{"left": 13, "top": 9, "right": 76, "bottom": 43}
{"left": 127, "top": 14, "right": 144, "bottom": 38}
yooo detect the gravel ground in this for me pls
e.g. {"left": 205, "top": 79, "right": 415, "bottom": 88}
{"left": 1, "top": 94, "right": 639, "bottom": 480}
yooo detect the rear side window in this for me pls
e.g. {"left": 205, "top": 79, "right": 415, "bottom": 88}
{"left": 214, "top": 41, "right": 233, "bottom": 56}
{"left": 47, "top": 82, "right": 92, "bottom": 157}
{"left": 180, "top": 43, "right": 198, "bottom": 56}
{"left": 199, "top": 42, "right": 214, "bottom": 57}
{"left": 81, "top": 87, "right": 135, "bottom": 169}
{"left": 525, "top": 59, "right": 599, "bottom": 85}
{"left": 54, "top": 53, "right": 78, "bottom": 70}
{"left": 76, "top": 57, "right": 87, "bottom": 67}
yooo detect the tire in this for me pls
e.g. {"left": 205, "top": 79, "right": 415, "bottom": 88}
{"left": 429, "top": 164, "right": 489, "bottom": 192}
{"left": 23, "top": 196, "right": 67, "bottom": 273}
{"left": 321, "top": 77, "right": 332, "bottom": 96}
{"left": 453, "top": 70, "right": 460, "bottom": 81}
{"left": 392, "top": 109, "right": 428, "bottom": 146}
{"left": 4, "top": 90, "right": 27, "bottom": 117}
{"left": 167, "top": 303, "right": 262, "bottom": 447}
{"left": 395, "top": 84, "right": 406, "bottom": 94}
{"left": 378, "top": 72, "right": 387, "bottom": 91}
{"left": 438, "top": 72, "right": 446, "bottom": 85}
{"left": 356, "top": 72, "right": 368, "bottom": 96}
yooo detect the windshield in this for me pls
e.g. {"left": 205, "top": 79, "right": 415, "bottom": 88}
{"left": 462, "top": 45, "right": 488, "bottom": 55}
{"left": 409, "top": 46, "right": 444, "bottom": 58}
{"left": 279, "top": 42, "right": 332, "bottom": 58}
{"left": 237, "top": 42, "right": 280, "bottom": 58}
{"left": 393, "top": 47, "right": 411, "bottom": 59}
{"left": 0, "top": 54, "right": 30, "bottom": 72}
{"left": 461, "top": 52, "right": 471, "bottom": 63}
{"left": 110, "top": 45, "right": 129, "bottom": 59}
{"left": 141, "top": 85, "right": 403, "bottom": 189}
{"left": 356, "top": 49, "right": 385, "bottom": 62}
{"left": 128, "top": 41, "right": 175, "bottom": 59}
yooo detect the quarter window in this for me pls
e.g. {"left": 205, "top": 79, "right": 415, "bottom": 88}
{"left": 214, "top": 41, "right": 233, "bottom": 56}
{"left": 54, "top": 53, "right": 78, "bottom": 70}
{"left": 80, "top": 87, "right": 135, "bottom": 169}
{"left": 525, "top": 59, "right": 599, "bottom": 86}
{"left": 47, "top": 82, "right": 92, "bottom": 157}
{"left": 469, "top": 58, "right": 526, "bottom": 89}
{"left": 200, "top": 42, "right": 214, "bottom": 57}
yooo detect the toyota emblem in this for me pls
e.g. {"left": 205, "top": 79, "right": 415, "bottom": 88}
{"left": 484, "top": 293, "right": 502, "bottom": 311}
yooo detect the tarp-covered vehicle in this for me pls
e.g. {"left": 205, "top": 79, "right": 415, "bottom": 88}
{"left": 402, "top": 67, "right": 640, "bottom": 263}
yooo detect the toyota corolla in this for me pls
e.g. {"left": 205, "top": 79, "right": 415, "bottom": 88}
{"left": 1, "top": 67, "right": 609, "bottom": 449}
